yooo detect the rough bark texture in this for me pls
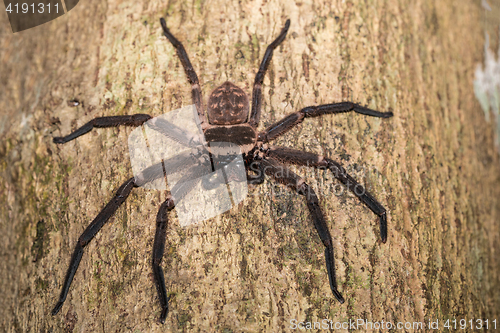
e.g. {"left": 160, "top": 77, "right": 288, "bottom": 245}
{"left": 1, "top": 0, "right": 499, "bottom": 332}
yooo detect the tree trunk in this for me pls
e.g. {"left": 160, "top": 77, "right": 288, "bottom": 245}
{"left": 1, "top": 0, "right": 499, "bottom": 332}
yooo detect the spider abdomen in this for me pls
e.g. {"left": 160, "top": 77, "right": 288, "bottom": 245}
{"left": 204, "top": 124, "right": 257, "bottom": 154}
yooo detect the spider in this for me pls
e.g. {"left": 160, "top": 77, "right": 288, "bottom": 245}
{"left": 51, "top": 17, "right": 393, "bottom": 324}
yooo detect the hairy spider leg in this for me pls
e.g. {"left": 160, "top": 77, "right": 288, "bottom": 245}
{"left": 53, "top": 114, "right": 152, "bottom": 144}
{"left": 151, "top": 165, "right": 205, "bottom": 323}
{"left": 54, "top": 113, "right": 203, "bottom": 148}
{"left": 51, "top": 152, "right": 204, "bottom": 319}
{"left": 160, "top": 18, "right": 206, "bottom": 128}
{"left": 259, "top": 157, "right": 345, "bottom": 303}
{"left": 153, "top": 198, "right": 173, "bottom": 323}
{"left": 249, "top": 19, "right": 291, "bottom": 127}
{"left": 51, "top": 177, "right": 136, "bottom": 316}
{"left": 144, "top": 116, "right": 205, "bottom": 148}
{"left": 266, "top": 146, "right": 388, "bottom": 242}
{"left": 258, "top": 102, "right": 393, "bottom": 143}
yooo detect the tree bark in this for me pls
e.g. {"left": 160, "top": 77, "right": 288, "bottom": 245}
{"left": 1, "top": 0, "right": 499, "bottom": 332}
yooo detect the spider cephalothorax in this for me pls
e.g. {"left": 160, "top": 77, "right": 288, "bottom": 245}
{"left": 207, "top": 81, "right": 250, "bottom": 125}
{"left": 51, "top": 17, "right": 393, "bottom": 323}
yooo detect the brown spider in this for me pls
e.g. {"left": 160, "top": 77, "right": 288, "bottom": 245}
{"left": 51, "top": 18, "right": 393, "bottom": 323}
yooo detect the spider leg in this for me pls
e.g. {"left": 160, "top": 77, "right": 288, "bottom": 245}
{"left": 152, "top": 197, "right": 173, "bottom": 323}
{"left": 160, "top": 18, "right": 206, "bottom": 128}
{"left": 51, "top": 151, "right": 202, "bottom": 317}
{"left": 134, "top": 150, "right": 205, "bottom": 188}
{"left": 151, "top": 164, "right": 205, "bottom": 323}
{"left": 259, "top": 102, "right": 393, "bottom": 142}
{"left": 53, "top": 114, "right": 152, "bottom": 144}
{"left": 260, "top": 157, "right": 345, "bottom": 303}
{"left": 249, "top": 19, "right": 291, "bottom": 127}
{"left": 55, "top": 114, "right": 203, "bottom": 149}
{"left": 145, "top": 116, "right": 205, "bottom": 147}
{"left": 266, "top": 146, "right": 387, "bottom": 242}
{"left": 51, "top": 177, "right": 137, "bottom": 315}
